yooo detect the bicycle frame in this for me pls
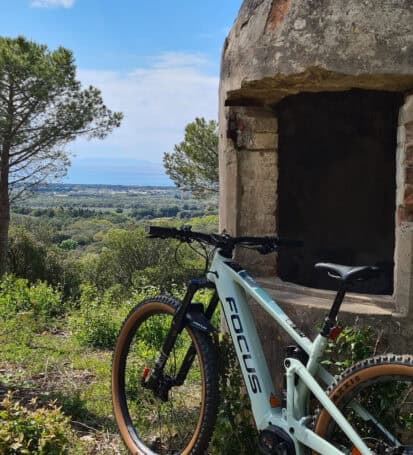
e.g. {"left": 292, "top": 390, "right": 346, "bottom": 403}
{"left": 207, "top": 250, "right": 373, "bottom": 455}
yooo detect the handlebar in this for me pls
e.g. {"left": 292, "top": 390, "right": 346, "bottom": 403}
{"left": 145, "top": 225, "right": 302, "bottom": 255}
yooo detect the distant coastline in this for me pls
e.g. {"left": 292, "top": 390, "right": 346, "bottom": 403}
{"left": 13, "top": 182, "right": 217, "bottom": 220}
{"left": 34, "top": 183, "right": 176, "bottom": 192}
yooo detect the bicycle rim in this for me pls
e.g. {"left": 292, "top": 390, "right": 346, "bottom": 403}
{"left": 112, "top": 300, "right": 207, "bottom": 454}
{"left": 314, "top": 357, "right": 413, "bottom": 454}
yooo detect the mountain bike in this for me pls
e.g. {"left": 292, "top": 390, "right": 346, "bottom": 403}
{"left": 111, "top": 225, "right": 413, "bottom": 454}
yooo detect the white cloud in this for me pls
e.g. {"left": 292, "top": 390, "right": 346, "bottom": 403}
{"left": 30, "top": 0, "right": 75, "bottom": 8}
{"left": 72, "top": 52, "right": 219, "bottom": 164}
{"left": 149, "top": 52, "right": 210, "bottom": 69}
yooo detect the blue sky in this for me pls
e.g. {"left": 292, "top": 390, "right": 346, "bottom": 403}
{"left": 0, "top": 0, "right": 242, "bottom": 185}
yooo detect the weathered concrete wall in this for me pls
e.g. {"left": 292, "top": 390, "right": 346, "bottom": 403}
{"left": 222, "top": 0, "right": 413, "bottom": 104}
{"left": 395, "top": 94, "right": 413, "bottom": 315}
{"left": 221, "top": 106, "right": 278, "bottom": 274}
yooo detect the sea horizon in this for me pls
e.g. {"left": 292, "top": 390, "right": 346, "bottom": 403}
{"left": 37, "top": 182, "right": 176, "bottom": 189}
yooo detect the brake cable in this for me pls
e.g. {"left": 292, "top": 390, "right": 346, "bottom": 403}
{"left": 173, "top": 238, "right": 213, "bottom": 276}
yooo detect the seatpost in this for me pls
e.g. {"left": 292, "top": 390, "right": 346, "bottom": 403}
{"left": 321, "top": 283, "right": 347, "bottom": 337}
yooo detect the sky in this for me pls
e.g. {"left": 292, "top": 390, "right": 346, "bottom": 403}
{"left": 0, "top": 0, "right": 242, "bottom": 185}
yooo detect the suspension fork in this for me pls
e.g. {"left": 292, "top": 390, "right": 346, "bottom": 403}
{"left": 175, "top": 290, "right": 220, "bottom": 385}
{"left": 144, "top": 280, "right": 218, "bottom": 390}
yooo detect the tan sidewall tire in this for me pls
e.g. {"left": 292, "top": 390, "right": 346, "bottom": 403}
{"left": 313, "top": 360, "right": 413, "bottom": 455}
{"left": 111, "top": 300, "right": 207, "bottom": 455}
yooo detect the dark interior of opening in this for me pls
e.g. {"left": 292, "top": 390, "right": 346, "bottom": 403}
{"left": 276, "top": 90, "right": 402, "bottom": 295}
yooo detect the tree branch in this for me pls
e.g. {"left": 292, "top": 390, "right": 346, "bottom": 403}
{"left": 9, "top": 177, "right": 48, "bottom": 202}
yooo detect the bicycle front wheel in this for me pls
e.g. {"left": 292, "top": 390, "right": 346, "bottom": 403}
{"left": 112, "top": 296, "right": 218, "bottom": 454}
{"left": 314, "top": 355, "right": 413, "bottom": 454}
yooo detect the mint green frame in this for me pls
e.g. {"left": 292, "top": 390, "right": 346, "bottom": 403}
{"left": 207, "top": 251, "right": 395, "bottom": 455}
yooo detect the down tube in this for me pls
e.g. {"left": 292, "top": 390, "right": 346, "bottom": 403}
{"left": 214, "top": 274, "right": 280, "bottom": 430}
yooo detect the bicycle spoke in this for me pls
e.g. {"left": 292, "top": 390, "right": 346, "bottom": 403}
{"left": 122, "top": 309, "right": 205, "bottom": 453}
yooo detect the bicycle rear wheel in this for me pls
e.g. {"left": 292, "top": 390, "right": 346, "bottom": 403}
{"left": 314, "top": 355, "right": 413, "bottom": 454}
{"left": 112, "top": 296, "right": 218, "bottom": 455}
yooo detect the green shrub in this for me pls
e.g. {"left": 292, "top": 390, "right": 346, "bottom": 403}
{"left": 79, "top": 227, "right": 200, "bottom": 292}
{"left": 0, "top": 314, "right": 36, "bottom": 348}
{"left": 69, "top": 284, "right": 119, "bottom": 349}
{"left": 0, "top": 275, "right": 63, "bottom": 328}
{"left": 8, "top": 227, "right": 62, "bottom": 286}
{"left": 77, "top": 253, "right": 100, "bottom": 287}
{"left": 7, "top": 227, "right": 82, "bottom": 301}
{"left": 322, "top": 325, "right": 375, "bottom": 374}
{"left": 69, "top": 284, "right": 164, "bottom": 349}
{"left": 69, "top": 284, "right": 133, "bottom": 349}
{"left": 58, "top": 239, "right": 78, "bottom": 251}
{"left": 59, "top": 258, "right": 82, "bottom": 302}
{"left": 210, "top": 334, "right": 258, "bottom": 454}
{"left": 0, "top": 392, "right": 71, "bottom": 454}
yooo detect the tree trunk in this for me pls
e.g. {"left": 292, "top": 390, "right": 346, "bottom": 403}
{"left": 0, "top": 159, "right": 9, "bottom": 277}
{"left": 0, "top": 81, "right": 14, "bottom": 277}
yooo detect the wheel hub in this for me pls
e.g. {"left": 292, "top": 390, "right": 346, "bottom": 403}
{"left": 141, "top": 367, "right": 175, "bottom": 402}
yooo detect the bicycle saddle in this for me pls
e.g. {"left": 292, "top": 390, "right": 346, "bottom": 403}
{"left": 315, "top": 262, "right": 380, "bottom": 282}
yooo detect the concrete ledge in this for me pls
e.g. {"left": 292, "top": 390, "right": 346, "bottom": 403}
{"left": 246, "top": 276, "right": 412, "bottom": 390}
{"left": 257, "top": 277, "right": 394, "bottom": 316}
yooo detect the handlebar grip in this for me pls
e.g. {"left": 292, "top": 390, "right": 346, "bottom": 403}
{"left": 145, "top": 225, "right": 179, "bottom": 238}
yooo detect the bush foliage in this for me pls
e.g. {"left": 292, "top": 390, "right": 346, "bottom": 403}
{"left": 0, "top": 392, "right": 71, "bottom": 454}
{"left": 0, "top": 274, "right": 63, "bottom": 328}
{"left": 69, "top": 284, "right": 161, "bottom": 349}
{"left": 68, "top": 283, "right": 124, "bottom": 349}
{"left": 79, "top": 228, "right": 198, "bottom": 292}
{"left": 322, "top": 324, "right": 375, "bottom": 374}
{"left": 211, "top": 335, "right": 258, "bottom": 454}
{"left": 8, "top": 227, "right": 81, "bottom": 300}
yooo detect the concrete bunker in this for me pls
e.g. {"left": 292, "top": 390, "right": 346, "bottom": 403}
{"left": 219, "top": 0, "right": 413, "bottom": 382}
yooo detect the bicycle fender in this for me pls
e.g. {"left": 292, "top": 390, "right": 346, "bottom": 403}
{"left": 185, "top": 304, "right": 216, "bottom": 334}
